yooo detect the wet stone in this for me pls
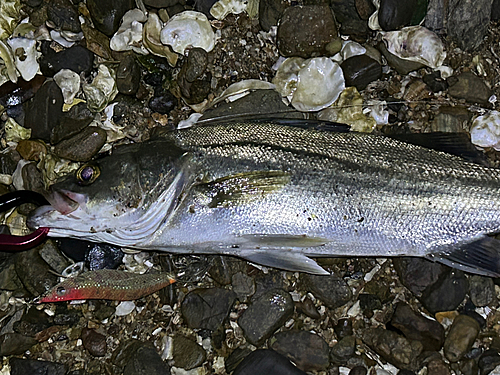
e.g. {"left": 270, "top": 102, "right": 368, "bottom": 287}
{"left": 269, "top": 330, "right": 330, "bottom": 372}
{"left": 330, "top": 335, "right": 356, "bottom": 364}
{"left": 54, "top": 304, "right": 83, "bottom": 326}
{"left": 378, "top": 0, "right": 417, "bottom": 31}
{"left": 181, "top": 288, "right": 236, "bottom": 331}
{"left": 149, "top": 90, "right": 178, "bottom": 114}
{"left": 444, "top": 315, "right": 480, "bottom": 363}
{"left": 423, "top": 71, "right": 449, "bottom": 93}
{"left": 113, "top": 339, "right": 170, "bottom": 375}
{"left": 447, "top": 72, "right": 493, "bottom": 105}
{"left": 81, "top": 22, "right": 113, "bottom": 60}
{"left": 427, "top": 359, "right": 451, "bottom": 375}
{"left": 53, "top": 126, "right": 107, "bottom": 162}
{"left": 233, "top": 349, "right": 307, "bottom": 375}
{"left": 301, "top": 274, "right": 352, "bottom": 309}
{"left": 238, "top": 288, "right": 294, "bottom": 346}
{"left": 208, "top": 256, "right": 247, "bottom": 285}
{"left": 390, "top": 302, "right": 445, "bottom": 351}
{"left": 350, "top": 366, "right": 368, "bottom": 375}
{"left": 0, "top": 333, "right": 37, "bottom": 355}
{"left": 259, "top": 0, "right": 288, "bottom": 31}
{"left": 447, "top": 0, "right": 493, "bottom": 51}
{"left": 184, "top": 48, "right": 208, "bottom": 83}
{"left": 23, "top": 80, "right": 64, "bottom": 142}
{"left": 226, "top": 347, "right": 253, "bottom": 374}
{"left": 358, "top": 293, "right": 382, "bottom": 311}
{"left": 52, "top": 106, "right": 94, "bottom": 146}
{"left": 87, "top": 243, "right": 124, "bottom": 271}
{"left": 10, "top": 358, "right": 67, "bottom": 375}
{"left": 330, "top": 0, "right": 369, "bottom": 39}
{"left": 420, "top": 270, "right": 468, "bottom": 314}
{"left": 429, "top": 106, "right": 470, "bottom": 133}
{"left": 0, "top": 149, "right": 21, "bottom": 175}
{"left": 0, "top": 256, "right": 24, "bottom": 291}
{"left": 295, "top": 297, "right": 321, "bottom": 320}
{"left": 21, "top": 162, "right": 44, "bottom": 193}
{"left": 86, "top": 0, "right": 136, "bottom": 37}
{"left": 14, "top": 306, "right": 52, "bottom": 336}
{"left": 355, "top": 0, "right": 376, "bottom": 20}
{"left": 193, "top": 0, "right": 218, "bottom": 16}
{"left": 15, "top": 248, "right": 58, "bottom": 296}
{"left": 334, "top": 318, "right": 353, "bottom": 339}
{"left": 362, "top": 327, "right": 423, "bottom": 370}
{"left": 469, "top": 275, "right": 496, "bottom": 307}
{"left": 39, "top": 44, "right": 94, "bottom": 77}
{"left": 232, "top": 272, "right": 255, "bottom": 300}
{"left": 16, "top": 139, "right": 47, "bottom": 162}
{"left": 143, "top": 0, "right": 180, "bottom": 8}
{"left": 117, "top": 55, "right": 141, "bottom": 96}
{"left": 38, "top": 240, "right": 71, "bottom": 274}
{"left": 172, "top": 334, "right": 207, "bottom": 370}
{"left": 478, "top": 350, "right": 500, "bottom": 375}
{"left": 459, "top": 358, "right": 479, "bottom": 375}
{"left": 81, "top": 328, "right": 107, "bottom": 357}
{"left": 393, "top": 257, "right": 445, "bottom": 296}
{"left": 277, "top": 5, "right": 338, "bottom": 58}
{"left": 341, "top": 55, "right": 382, "bottom": 91}
{"left": 47, "top": 0, "right": 81, "bottom": 33}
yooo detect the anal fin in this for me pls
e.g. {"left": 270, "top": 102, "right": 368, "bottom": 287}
{"left": 429, "top": 236, "right": 500, "bottom": 277}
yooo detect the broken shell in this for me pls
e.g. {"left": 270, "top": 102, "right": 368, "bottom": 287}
{"left": 211, "top": 79, "right": 276, "bottom": 106}
{"left": 292, "top": 57, "right": 345, "bottom": 112}
{"left": 160, "top": 11, "right": 215, "bottom": 54}
{"left": 7, "top": 37, "right": 39, "bottom": 81}
{"left": 0, "top": 40, "right": 18, "bottom": 83}
{"left": 110, "top": 9, "right": 148, "bottom": 54}
{"left": 382, "top": 26, "right": 446, "bottom": 69}
{"left": 272, "top": 57, "right": 305, "bottom": 98}
{"left": 210, "top": 0, "right": 248, "bottom": 20}
{"left": 54, "top": 69, "right": 80, "bottom": 104}
{"left": 82, "top": 65, "right": 118, "bottom": 112}
{"left": 0, "top": 0, "right": 21, "bottom": 40}
{"left": 5, "top": 117, "right": 31, "bottom": 142}
{"left": 470, "top": 111, "right": 500, "bottom": 151}
{"left": 143, "top": 13, "right": 178, "bottom": 67}
{"left": 341, "top": 41, "right": 366, "bottom": 60}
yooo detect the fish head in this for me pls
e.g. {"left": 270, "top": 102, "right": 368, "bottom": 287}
{"left": 37, "top": 278, "right": 83, "bottom": 303}
{"left": 28, "top": 139, "right": 190, "bottom": 244}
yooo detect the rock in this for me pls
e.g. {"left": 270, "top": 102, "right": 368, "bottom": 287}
{"left": 269, "top": 330, "right": 330, "bottom": 371}
{"left": 81, "top": 22, "right": 113, "bottom": 60}
{"left": 232, "top": 272, "right": 255, "bottom": 300}
{"left": 259, "top": 0, "right": 288, "bottom": 31}
{"left": 447, "top": 72, "right": 493, "bottom": 105}
{"left": 0, "top": 148, "right": 21, "bottom": 175}
{"left": 143, "top": 0, "right": 180, "bottom": 8}
{"left": 39, "top": 44, "right": 94, "bottom": 77}
{"left": 334, "top": 318, "right": 353, "bottom": 339}
{"left": 226, "top": 347, "right": 254, "bottom": 374}
{"left": 393, "top": 257, "right": 445, "bottom": 296}
{"left": 112, "top": 339, "right": 170, "bottom": 375}
{"left": 459, "top": 358, "right": 479, "bottom": 375}
{"left": 355, "top": 0, "right": 376, "bottom": 20}
{"left": 378, "top": 42, "right": 426, "bottom": 75}
{"left": 117, "top": 55, "right": 141, "bottom": 96}
{"left": 47, "top": 0, "right": 81, "bottom": 33}
{"left": 350, "top": 366, "right": 368, "bottom": 375}
{"left": 87, "top": 243, "right": 124, "bottom": 271}
{"left": 390, "top": 302, "right": 445, "bottom": 351}
{"left": 478, "top": 350, "right": 500, "bottom": 375}
{"left": 148, "top": 90, "right": 179, "bottom": 114}
{"left": 53, "top": 126, "right": 107, "bottom": 162}
{"left": 51, "top": 102, "right": 94, "bottom": 144}
{"left": 16, "top": 139, "right": 47, "bottom": 161}
{"left": 420, "top": 270, "right": 468, "bottom": 314}
{"left": 81, "top": 328, "right": 107, "bottom": 357}
{"left": 53, "top": 304, "right": 83, "bottom": 325}
{"left": 23, "top": 80, "right": 64, "bottom": 142}
{"left": 425, "top": 0, "right": 446, "bottom": 31}
{"left": 20, "top": 162, "right": 44, "bottom": 193}
{"left": 358, "top": 293, "right": 382, "bottom": 312}
{"left": 0, "top": 256, "right": 24, "bottom": 291}
{"left": 193, "top": 0, "right": 218, "bottom": 16}
{"left": 378, "top": 0, "right": 417, "bottom": 31}
{"left": 341, "top": 55, "right": 382, "bottom": 90}
{"left": 301, "top": 274, "right": 352, "bottom": 309}
{"left": 181, "top": 288, "right": 236, "bottom": 331}
{"left": 0, "top": 333, "right": 37, "bottom": 355}
{"left": 423, "top": 71, "right": 449, "bottom": 93}
{"left": 10, "top": 358, "right": 67, "bottom": 375}
{"left": 429, "top": 106, "right": 470, "bottom": 132}
{"left": 444, "top": 315, "right": 480, "bottom": 362}
{"left": 172, "top": 334, "right": 206, "bottom": 370}
{"left": 362, "top": 327, "right": 423, "bottom": 370}
{"left": 177, "top": 68, "right": 212, "bottom": 105}
{"left": 277, "top": 5, "right": 338, "bottom": 58}
{"left": 86, "top": 0, "right": 136, "bottom": 37}
{"left": 330, "top": 0, "right": 369, "bottom": 40}
{"left": 233, "top": 349, "right": 307, "bottom": 375}
{"left": 295, "top": 297, "right": 321, "bottom": 320}
{"left": 13, "top": 306, "right": 53, "bottom": 337}
{"left": 447, "top": 0, "right": 493, "bottom": 51}
{"left": 469, "top": 275, "right": 496, "bottom": 307}
{"left": 427, "top": 359, "right": 451, "bottom": 375}
{"left": 15, "top": 248, "right": 58, "bottom": 296}
{"left": 238, "top": 289, "right": 294, "bottom": 345}
{"left": 184, "top": 48, "right": 208, "bottom": 82}
{"left": 38, "top": 240, "right": 71, "bottom": 274}
{"left": 330, "top": 335, "right": 356, "bottom": 363}
{"left": 208, "top": 256, "right": 247, "bottom": 285}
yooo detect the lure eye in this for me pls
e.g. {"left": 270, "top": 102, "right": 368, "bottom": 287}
{"left": 76, "top": 164, "right": 100, "bottom": 185}
{"left": 56, "top": 287, "right": 66, "bottom": 296}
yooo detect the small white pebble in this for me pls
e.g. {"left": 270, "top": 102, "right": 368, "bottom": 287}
{"left": 115, "top": 301, "right": 136, "bottom": 316}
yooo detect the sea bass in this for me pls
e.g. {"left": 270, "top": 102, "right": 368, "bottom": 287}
{"left": 28, "top": 122, "right": 500, "bottom": 276}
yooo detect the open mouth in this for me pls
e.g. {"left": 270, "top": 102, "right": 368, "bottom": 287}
{"left": 43, "top": 188, "right": 87, "bottom": 215}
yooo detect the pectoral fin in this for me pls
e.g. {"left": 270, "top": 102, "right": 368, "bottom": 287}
{"left": 430, "top": 236, "right": 500, "bottom": 277}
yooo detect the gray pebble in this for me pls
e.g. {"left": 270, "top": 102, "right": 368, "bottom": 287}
{"left": 173, "top": 334, "right": 206, "bottom": 370}
{"left": 378, "top": 0, "right": 417, "bottom": 31}
{"left": 10, "top": 358, "right": 67, "bottom": 375}
{"left": 232, "top": 272, "right": 255, "bottom": 300}
{"left": 0, "top": 333, "right": 37, "bottom": 356}
{"left": 51, "top": 102, "right": 94, "bottom": 145}
{"left": 444, "top": 315, "right": 480, "bottom": 363}
{"left": 427, "top": 359, "right": 451, "bottom": 375}
{"left": 233, "top": 349, "right": 307, "bottom": 375}
{"left": 420, "top": 270, "right": 468, "bottom": 314}
{"left": 259, "top": 0, "right": 288, "bottom": 31}
{"left": 54, "top": 126, "right": 107, "bottom": 162}
{"left": 469, "top": 275, "right": 496, "bottom": 307}
{"left": 112, "top": 339, "right": 170, "bottom": 375}
{"left": 38, "top": 240, "right": 71, "bottom": 274}
{"left": 429, "top": 106, "right": 471, "bottom": 133}
{"left": 301, "top": 274, "right": 352, "bottom": 309}
{"left": 15, "top": 248, "right": 58, "bottom": 296}
{"left": 447, "top": 72, "right": 493, "bottom": 105}
{"left": 47, "top": 0, "right": 81, "bottom": 33}
{"left": 330, "top": 335, "right": 356, "bottom": 364}
{"left": 86, "top": 0, "right": 136, "bottom": 37}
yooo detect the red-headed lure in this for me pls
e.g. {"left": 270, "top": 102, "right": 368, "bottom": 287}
{"left": 38, "top": 269, "right": 176, "bottom": 303}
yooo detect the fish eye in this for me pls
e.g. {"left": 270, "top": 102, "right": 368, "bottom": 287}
{"left": 76, "top": 164, "right": 100, "bottom": 185}
{"left": 56, "top": 287, "right": 66, "bottom": 296}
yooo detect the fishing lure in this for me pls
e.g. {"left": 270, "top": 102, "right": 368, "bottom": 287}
{"left": 38, "top": 269, "right": 176, "bottom": 303}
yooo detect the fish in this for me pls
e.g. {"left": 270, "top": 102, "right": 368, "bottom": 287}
{"left": 37, "top": 269, "right": 176, "bottom": 303}
{"left": 27, "top": 121, "right": 500, "bottom": 277}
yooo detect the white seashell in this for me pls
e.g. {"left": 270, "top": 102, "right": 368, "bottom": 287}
{"left": 272, "top": 57, "right": 304, "bottom": 99}
{"left": 211, "top": 79, "right": 276, "bottom": 106}
{"left": 7, "top": 37, "right": 39, "bottom": 81}
{"left": 82, "top": 65, "right": 118, "bottom": 112}
{"left": 291, "top": 57, "right": 345, "bottom": 112}
{"left": 470, "top": 111, "right": 500, "bottom": 151}
{"left": 382, "top": 26, "right": 446, "bottom": 69}
{"left": 160, "top": 11, "right": 215, "bottom": 54}
{"left": 143, "top": 13, "right": 178, "bottom": 67}
{"left": 110, "top": 9, "right": 148, "bottom": 54}
{"left": 341, "top": 41, "right": 366, "bottom": 60}
{"left": 210, "top": 0, "right": 247, "bottom": 20}
{"left": 115, "top": 301, "right": 136, "bottom": 316}
{"left": 54, "top": 69, "right": 80, "bottom": 104}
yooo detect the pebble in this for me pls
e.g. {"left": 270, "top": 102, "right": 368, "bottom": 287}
{"left": 81, "top": 23, "right": 113, "bottom": 60}
{"left": 355, "top": 0, "right": 376, "bottom": 20}
{"left": 0, "top": 333, "right": 37, "bottom": 355}
{"left": 53, "top": 126, "right": 107, "bottom": 162}
{"left": 358, "top": 293, "right": 382, "bottom": 312}
{"left": 208, "top": 256, "right": 246, "bottom": 285}
{"left": 233, "top": 349, "right": 307, "bottom": 375}
{"left": 14, "top": 306, "right": 53, "bottom": 337}
{"left": 478, "top": 350, "right": 500, "bottom": 375}
{"left": 427, "top": 359, "right": 451, "bottom": 375}
{"left": 172, "top": 334, "right": 207, "bottom": 370}
{"left": 420, "top": 270, "right": 468, "bottom": 314}
{"left": 0, "top": 256, "right": 24, "bottom": 291}
{"left": 458, "top": 358, "right": 479, "bottom": 375}
{"left": 87, "top": 243, "right": 124, "bottom": 271}
{"left": 117, "top": 55, "right": 141, "bottom": 96}
{"left": 51, "top": 102, "right": 94, "bottom": 144}
{"left": 341, "top": 55, "right": 382, "bottom": 91}
{"left": 112, "top": 339, "right": 170, "bottom": 375}
{"left": 378, "top": 0, "right": 417, "bottom": 31}
{"left": 295, "top": 297, "right": 321, "bottom": 319}
{"left": 38, "top": 240, "right": 71, "bottom": 274}
{"left": 181, "top": 288, "right": 236, "bottom": 331}
{"left": 331, "top": 0, "right": 369, "bottom": 39}
{"left": 423, "top": 71, "right": 449, "bottom": 93}
{"left": 301, "top": 274, "right": 352, "bottom": 309}
{"left": 53, "top": 304, "right": 83, "bottom": 325}
{"left": 334, "top": 318, "right": 353, "bottom": 339}
{"left": 231, "top": 272, "right": 255, "bottom": 300}
{"left": 469, "top": 275, "right": 496, "bottom": 307}
{"left": 429, "top": 106, "right": 470, "bottom": 132}
{"left": 47, "top": 0, "right": 81, "bottom": 33}
{"left": 393, "top": 257, "right": 445, "bottom": 296}
{"left": 39, "top": 44, "right": 94, "bottom": 77}
{"left": 81, "top": 327, "right": 107, "bottom": 357}
{"left": 350, "top": 366, "right": 368, "bottom": 375}
{"left": 330, "top": 335, "right": 356, "bottom": 364}
{"left": 269, "top": 330, "right": 330, "bottom": 371}
{"left": 143, "top": 0, "right": 180, "bottom": 8}
{"left": 16, "top": 139, "right": 47, "bottom": 162}
{"left": 238, "top": 288, "right": 294, "bottom": 345}
{"left": 362, "top": 327, "right": 423, "bottom": 370}
{"left": 259, "top": 0, "right": 288, "bottom": 31}
{"left": 226, "top": 347, "right": 253, "bottom": 374}
{"left": 277, "top": 5, "right": 338, "bottom": 58}
{"left": 10, "top": 358, "right": 67, "bottom": 375}
{"left": 447, "top": 72, "right": 493, "bottom": 105}
{"left": 390, "top": 302, "right": 445, "bottom": 351}
{"left": 149, "top": 90, "right": 179, "bottom": 114}
{"left": 86, "top": 0, "right": 136, "bottom": 37}
{"left": 443, "top": 315, "right": 480, "bottom": 363}
{"left": 15, "top": 248, "right": 58, "bottom": 296}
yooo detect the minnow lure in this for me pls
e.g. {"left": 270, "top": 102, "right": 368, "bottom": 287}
{"left": 38, "top": 269, "right": 176, "bottom": 303}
